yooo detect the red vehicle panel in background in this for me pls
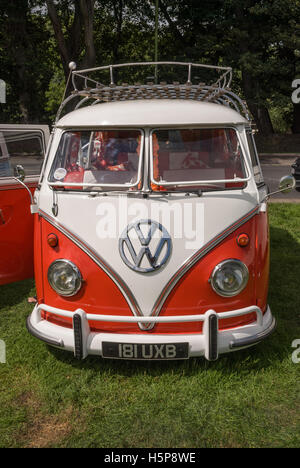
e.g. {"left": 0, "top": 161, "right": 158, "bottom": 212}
{"left": 0, "top": 125, "right": 49, "bottom": 285}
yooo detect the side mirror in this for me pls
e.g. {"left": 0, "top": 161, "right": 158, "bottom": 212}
{"left": 262, "top": 175, "right": 296, "bottom": 202}
{"left": 278, "top": 175, "right": 296, "bottom": 194}
{"left": 14, "top": 165, "right": 26, "bottom": 182}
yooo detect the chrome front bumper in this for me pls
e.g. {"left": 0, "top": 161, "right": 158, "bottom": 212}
{"left": 27, "top": 303, "right": 276, "bottom": 361}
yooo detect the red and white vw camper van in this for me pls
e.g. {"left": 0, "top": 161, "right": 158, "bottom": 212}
{"left": 11, "top": 62, "right": 295, "bottom": 361}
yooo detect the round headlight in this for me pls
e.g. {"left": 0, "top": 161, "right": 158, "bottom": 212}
{"left": 48, "top": 259, "right": 82, "bottom": 297}
{"left": 210, "top": 259, "right": 249, "bottom": 297}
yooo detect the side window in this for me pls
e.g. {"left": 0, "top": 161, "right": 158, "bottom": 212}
{"left": 0, "top": 131, "right": 11, "bottom": 177}
{"left": 246, "top": 130, "right": 264, "bottom": 185}
{"left": 0, "top": 130, "right": 45, "bottom": 178}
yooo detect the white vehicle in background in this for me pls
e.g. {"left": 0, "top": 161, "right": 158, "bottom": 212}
{"left": 8, "top": 61, "right": 295, "bottom": 361}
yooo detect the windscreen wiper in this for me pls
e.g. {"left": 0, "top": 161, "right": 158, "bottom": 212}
{"left": 86, "top": 189, "right": 203, "bottom": 198}
{"left": 152, "top": 189, "right": 202, "bottom": 197}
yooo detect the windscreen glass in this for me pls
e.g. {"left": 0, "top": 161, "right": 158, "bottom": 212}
{"left": 49, "top": 130, "right": 142, "bottom": 187}
{"left": 151, "top": 128, "right": 246, "bottom": 189}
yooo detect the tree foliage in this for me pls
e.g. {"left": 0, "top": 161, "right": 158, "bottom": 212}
{"left": 0, "top": 0, "right": 299, "bottom": 133}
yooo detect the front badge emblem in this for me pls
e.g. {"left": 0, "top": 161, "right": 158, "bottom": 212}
{"left": 119, "top": 220, "right": 172, "bottom": 273}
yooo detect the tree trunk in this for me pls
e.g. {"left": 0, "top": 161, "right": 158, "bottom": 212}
{"left": 111, "top": 0, "right": 124, "bottom": 83}
{"left": 292, "top": 103, "right": 300, "bottom": 133}
{"left": 159, "top": 0, "right": 185, "bottom": 44}
{"left": 46, "top": 0, "right": 70, "bottom": 78}
{"left": 249, "top": 104, "right": 274, "bottom": 135}
{"left": 79, "top": 0, "right": 96, "bottom": 69}
{"left": 5, "top": 1, "right": 31, "bottom": 122}
{"left": 47, "top": 0, "right": 97, "bottom": 76}
{"left": 242, "top": 69, "right": 274, "bottom": 135}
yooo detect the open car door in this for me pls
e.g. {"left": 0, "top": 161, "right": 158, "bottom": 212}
{"left": 0, "top": 124, "right": 50, "bottom": 285}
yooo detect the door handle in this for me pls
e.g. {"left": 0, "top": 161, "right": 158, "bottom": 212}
{"left": 0, "top": 209, "right": 5, "bottom": 225}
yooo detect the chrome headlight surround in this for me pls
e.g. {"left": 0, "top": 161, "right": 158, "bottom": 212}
{"left": 210, "top": 259, "right": 249, "bottom": 297}
{"left": 47, "top": 259, "right": 83, "bottom": 297}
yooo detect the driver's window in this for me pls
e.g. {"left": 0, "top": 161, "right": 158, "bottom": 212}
{"left": 246, "top": 130, "right": 264, "bottom": 185}
{"left": 0, "top": 132, "right": 11, "bottom": 177}
{"left": 0, "top": 129, "right": 45, "bottom": 178}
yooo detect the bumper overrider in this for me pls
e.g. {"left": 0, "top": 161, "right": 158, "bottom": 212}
{"left": 27, "top": 304, "right": 276, "bottom": 361}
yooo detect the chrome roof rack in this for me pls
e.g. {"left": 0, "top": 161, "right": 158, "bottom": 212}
{"left": 55, "top": 61, "right": 250, "bottom": 123}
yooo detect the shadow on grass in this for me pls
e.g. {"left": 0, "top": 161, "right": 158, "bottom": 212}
{"left": 0, "top": 278, "right": 35, "bottom": 309}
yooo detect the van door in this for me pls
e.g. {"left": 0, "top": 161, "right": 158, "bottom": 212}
{"left": 0, "top": 125, "right": 50, "bottom": 285}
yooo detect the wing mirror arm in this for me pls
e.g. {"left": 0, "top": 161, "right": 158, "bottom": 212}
{"left": 262, "top": 175, "right": 296, "bottom": 202}
{"left": 13, "top": 165, "right": 38, "bottom": 214}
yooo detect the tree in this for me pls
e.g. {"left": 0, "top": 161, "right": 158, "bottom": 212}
{"left": 0, "top": 0, "right": 53, "bottom": 123}
{"left": 155, "top": 1, "right": 273, "bottom": 134}
{"left": 0, "top": 0, "right": 298, "bottom": 133}
{"left": 46, "top": 0, "right": 96, "bottom": 78}
{"left": 215, "top": 0, "right": 300, "bottom": 134}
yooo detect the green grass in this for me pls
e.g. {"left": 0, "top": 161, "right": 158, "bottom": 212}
{"left": 0, "top": 204, "right": 299, "bottom": 448}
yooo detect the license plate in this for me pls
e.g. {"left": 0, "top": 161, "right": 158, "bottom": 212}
{"left": 102, "top": 342, "right": 189, "bottom": 360}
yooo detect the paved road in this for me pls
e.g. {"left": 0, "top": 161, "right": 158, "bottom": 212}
{"left": 259, "top": 155, "right": 300, "bottom": 203}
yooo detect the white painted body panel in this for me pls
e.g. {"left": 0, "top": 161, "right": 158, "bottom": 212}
{"left": 56, "top": 100, "right": 248, "bottom": 128}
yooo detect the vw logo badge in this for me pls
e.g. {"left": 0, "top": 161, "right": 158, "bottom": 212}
{"left": 119, "top": 220, "right": 172, "bottom": 273}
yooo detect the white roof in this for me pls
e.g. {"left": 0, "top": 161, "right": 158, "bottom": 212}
{"left": 56, "top": 99, "right": 248, "bottom": 128}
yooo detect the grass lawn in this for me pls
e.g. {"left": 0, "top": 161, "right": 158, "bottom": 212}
{"left": 0, "top": 203, "right": 299, "bottom": 448}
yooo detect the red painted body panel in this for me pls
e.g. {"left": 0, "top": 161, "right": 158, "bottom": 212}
{"left": 157, "top": 214, "right": 270, "bottom": 333}
{"left": 0, "top": 184, "right": 36, "bottom": 285}
{"left": 38, "top": 211, "right": 270, "bottom": 335}
{"left": 39, "top": 218, "right": 137, "bottom": 333}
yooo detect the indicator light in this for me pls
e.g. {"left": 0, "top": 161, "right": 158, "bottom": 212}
{"left": 47, "top": 233, "right": 59, "bottom": 248}
{"left": 237, "top": 233, "right": 250, "bottom": 247}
